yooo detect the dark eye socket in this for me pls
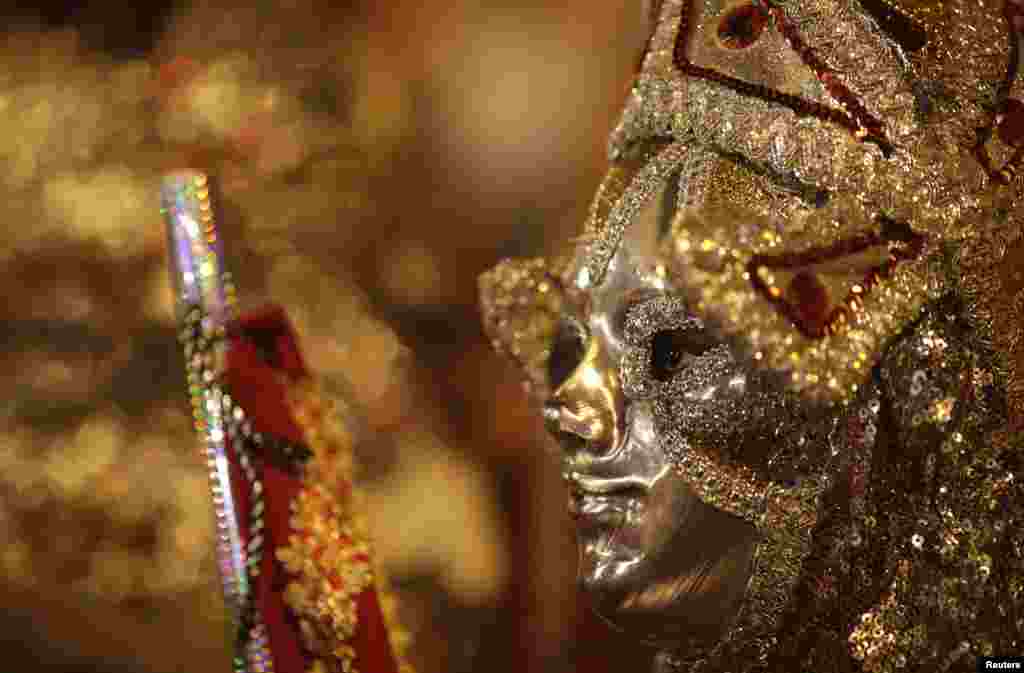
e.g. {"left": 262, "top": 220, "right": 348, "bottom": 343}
{"left": 650, "top": 328, "right": 713, "bottom": 381}
{"left": 548, "top": 319, "right": 586, "bottom": 389}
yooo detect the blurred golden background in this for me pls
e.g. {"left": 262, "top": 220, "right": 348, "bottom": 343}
{"left": 0, "top": 1, "right": 656, "bottom": 672}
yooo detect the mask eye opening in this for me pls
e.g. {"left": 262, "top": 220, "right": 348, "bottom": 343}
{"left": 547, "top": 318, "right": 587, "bottom": 390}
{"left": 649, "top": 327, "right": 714, "bottom": 382}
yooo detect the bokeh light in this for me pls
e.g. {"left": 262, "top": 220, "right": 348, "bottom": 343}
{"left": 0, "top": 1, "right": 660, "bottom": 672}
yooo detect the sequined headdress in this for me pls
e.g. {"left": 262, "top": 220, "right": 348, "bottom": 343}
{"left": 482, "top": 0, "right": 1024, "bottom": 423}
{"left": 480, "top": 3, "right": 1024, "bottom": 670}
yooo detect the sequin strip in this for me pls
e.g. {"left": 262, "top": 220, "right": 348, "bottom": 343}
{"left": 179, "top": 304, "right": 274, "bottom": 673}
{"left": 163, "top": 171, "right": 273, "bottom": 673}
{"left": 164, "top": 171, "right": 247, "bottom": 613}
{"left": 578, "top": 141, "right": 687, "bottom": 290}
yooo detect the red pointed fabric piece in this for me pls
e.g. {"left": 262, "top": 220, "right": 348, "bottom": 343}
{"left": 227, "top": 446, "right": 308, "bottom": 673}
{"left": 354, "top": 590, "right": 402, "bottom": 673}
{"left": 225, "top": 305, "right": 308, "bottom": 444}
{"left": 223, "top": 305, "right": 402, "bottom": 673}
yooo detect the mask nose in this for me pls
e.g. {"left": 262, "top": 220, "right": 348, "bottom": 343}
{"left": 544, "top": 337, "right": 625, "bottom": 456}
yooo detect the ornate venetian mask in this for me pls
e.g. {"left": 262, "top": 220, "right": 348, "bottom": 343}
{"left": 480, "top": 0, "right": 1023, "bottom": 669}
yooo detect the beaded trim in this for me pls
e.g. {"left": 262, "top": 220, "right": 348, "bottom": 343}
{"left": 179, "top": 304, "right": 278, "bottom": 673}
{"left": 278, "top": 381, "right": 415, "bottom": 673}
{"left": 164, "top": 171, "right": 251, "bottom": 630}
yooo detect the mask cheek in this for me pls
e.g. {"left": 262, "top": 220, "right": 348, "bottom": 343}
{"left": 650, "top": 363, "right": 752, "bottom": 450}
{"left": 653, "top": 391, "right": 736, "bottom": 461}
{"left": 652, "top": 415, "right": 770, "bottom": 524}
{"left": 651, "top": 366, "right": 799, "bottom": 471}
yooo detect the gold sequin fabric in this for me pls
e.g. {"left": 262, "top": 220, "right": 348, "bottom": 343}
{"left": 655, "top": 301, "right": 1023, "bottom": 672}
{"left": 277, "top": 383, "right": 413, "bottom": 673}
{"left": 478, "top": 257, "right": 567, "bottom": 400}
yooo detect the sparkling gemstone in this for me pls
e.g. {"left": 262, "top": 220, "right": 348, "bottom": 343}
{"left": 717, "top": 2, "right": 770, "bottom": 49}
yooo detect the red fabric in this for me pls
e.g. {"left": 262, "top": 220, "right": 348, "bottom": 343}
{"left": 226, "top": 306, "right": 308, "bottom": 444}
{"left": 354, "top": 589, "right": 401, "bottom": 673}
{"left": 223, "top": 305, "right": 401, "bottom": 673}
{"left": 227, "top": 444, "right": 308, "bottom": 673}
